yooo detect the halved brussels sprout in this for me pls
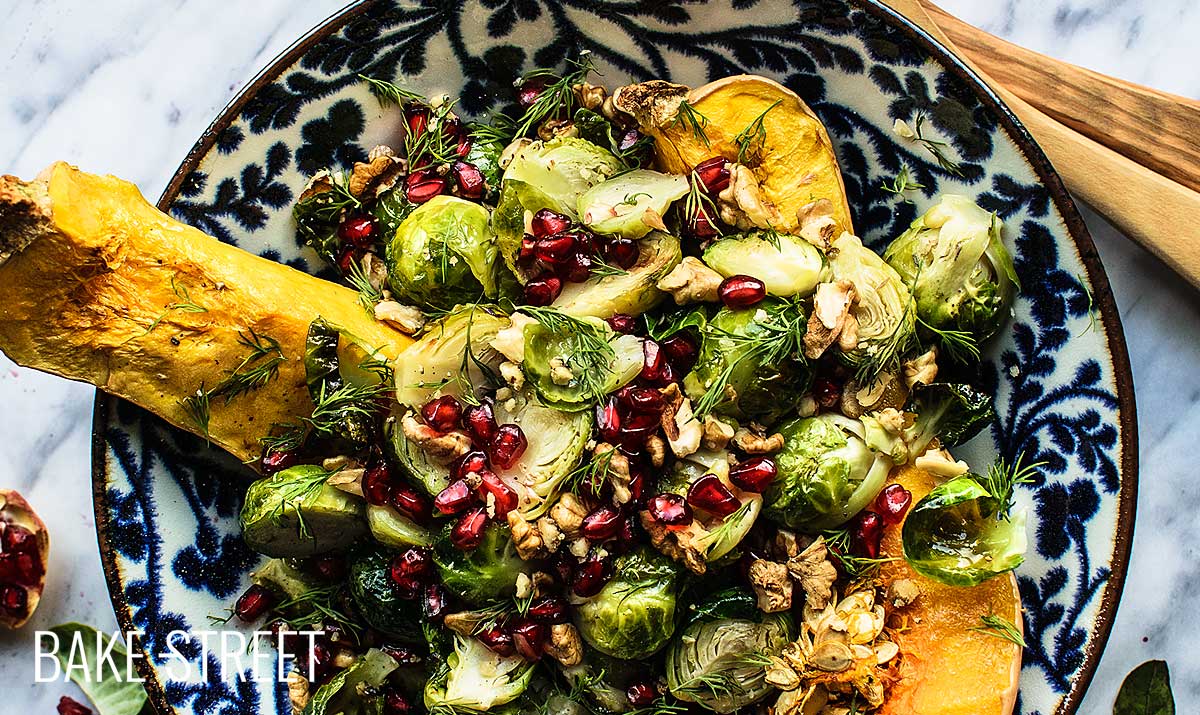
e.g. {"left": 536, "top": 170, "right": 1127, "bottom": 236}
{"left": 386, "top": 195, "right": 500, "bottom": 309}
{"left": 703, "top": 231, "right": 828, "bottom": 297}
{"left": 393, "top": 306, "right": 509, "bottom": 408}
{"left": 905, "top": 382, "right": 996, "bottom": 457}
{"left": 493, "top": 389, "right": 592, "bottom": 519}
{"left": 577, "top": 169, "right": 689, "bottom": 238}
{"left": 424, "top": 634, "right": 536, "bottom": 711}
{"left": 693, "top": 494, "right": 763, "bottom": 563}
{"left": 304, "top": 647, "right": 399, "bottom": 715}
{"left": 493, "top": 179, "right": 561, "bottom": 283}
{"left": 683, "top": 299, "right": 811, "bottom": 425}
{"left": 522, "top": 311, "right": 643, "bottom": 410}
{"left": 553, "top": 231, "right": 683, "bottom": 319}
{"left": 240, "top": 465, "right": 367, "bottom": 558}
{"left": 349, "top": 548, "right": 424, "bottom": 641}
{"left": 828, "top": 232, "right": 917, "bottom": 375}
{"left": 762, "top": 414, "right": 893, "bottom": 531}
{"left": 372, "top": 187, "right": 419, "bottom": 238}
{"left": 576, "top": 548, "right": 681, "bottom": 660}
{"left": 251, "top": 558, "right": 316, "bottom": 600}
{"left": 503, "top": 137, "right": 624, "bottom": 216}
{"left": 384, "top": 410, "right": 451, "bottom": 497}
{"left": 884, "top": 194, "right": 1018, "bottom": 343}
{"left": 432, "top": 522, "right": 528, "bottom": 605}
{"left": 305, "top": 318, "right": 375, "bottom": 446}
{"left": 665, "top": 613, "right": 793, "bottom": 714}
{"left": 366, "top": 504, "right": 433, "bottom": 549}
{"left": 902, "top": 474, "right": 1028, "bottom": 587}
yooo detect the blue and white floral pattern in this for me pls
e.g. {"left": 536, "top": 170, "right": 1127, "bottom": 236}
{"left": 94, "top": 1, "right": 1134, "bottom": 714}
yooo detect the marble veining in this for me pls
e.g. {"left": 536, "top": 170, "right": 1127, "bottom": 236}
{"left": 0, "top": 1, "right": 1197, "bottom": 713}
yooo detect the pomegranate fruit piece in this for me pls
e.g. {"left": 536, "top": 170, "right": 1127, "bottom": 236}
{"left": 661, "top": 334, "right": 698, "bottom": 372}
{"left": 384, "top": 688, "right": 413, "bottom": 715}
{"left": 421, "top": 395, "right": 463, "bottom": 432}
{"left": 523, "top": 276, "right": 562, "bottom": 306}
{"left": 619, "top": 387, "right": 665, "bottom": 415}
{"left": 452, "top": 161, "right": 485, "bottom": 200}
{"left": 451, "top": 507, "right": 489, "bottom": 549}
{"left": 234, "top": 584, "right": 275, "bottom": 623}
{"left": 647, "top": 493, "right": 693, "bottom": 526}
{"left": 718, "top": 275, "right": 767, "bottom": 309}
{"left": 57, "top": 697, "right": 93, "bottom": 715}
{"left": 337, "top": 245, "right": 360, "bottom": 275}
{"left": 260, "top": 449, "right": 298, "bottom": 475}
{"left": 517, "top": 78, "right": 547, "bottom": 108}
{"left": 337, "top": 214, "right": 377, "bottom": 248}
{"left": 853, "top": 511, "right": 884, "bottom": 559}
{"left": 729, "top": 457, "right": 778, "bottom": 493}
{"left": 534, "top": 234, "right": 576, "bottom": 264}
{"left": 405, "top": 105, "right": 429, "bottom": 136}
{"left": 510, "top": 617, "right": 547, "bottom": 660}
{"left": 813, "top": 376, "right": 841, "bottom": 409}
{"left": 463, "top": 403, "right": 498, "bottom": 445}
{"left": 625, "top": 682, "right": 658, "bottom": 709}
{"left": 605, "top": 237, "right": 640, "bottom": 269}
{"left": 489, "top": 424, "right": 528, "bottom": 468}
{"left": 686, "top": 207, "right": 718, "bottom": 239}
{"left": 390, "top": 548, "right": 433, "bottom": 582}
{"left": 531, "top": 208, "right": 572, "bottom": 237}
{"left": 528, "top": 596, "right": 569, "bottom": 624}
{"left": 563, "top": 252, "right": 593, "bottom": 283}
{"left": 571, "top": 558, "right": 612, "bottom": 598}
{"left": 309, "top": 555, "right": 346, "bottom": 582}
{"left": 581, "top": 505, "right": 623, "bottom": 541}
{"left": 451, "top": 450, "right": 490, "bottom": 480}
{"left": 0, "top": 490, "right": 49, "bottom": 629}
{"left": 618, "top": 128, "right": 645, "bottom": 152}
{"left": 477, "top": 625, "right": 515, "bottom": 656}
{"left": 596, "top": 399, "right": 622, "bottom": 442}
{"left": 406, "top": 178, "right": 446, "bottom": 204}
{"left": 478, "top": 472, "right": 519, "bottom": 520}
{"left": 390, "top": 483, "right": 432, "bottom": 525}
{"left": 875, "top": 484, "right": 913, "bottom": 525}
{"left": 519, "top": 235, "right": 537, "bottom": 264}
{"left": 686, "top": 474, "right": 741, "bottom": 517}
{"left": 641, "top": 340, "right": 666, "bottom": 382}
{"left": 693, "top": 156, "right": 731, "bottom": 194}
{"left": 390, "top": 575, "right": 422, "bottom": 600}
{"left": 606, "top": 313, "right": 637, "bottom": 334}
{"left": 434, "top": 480, "right": 474, "bottom": 515}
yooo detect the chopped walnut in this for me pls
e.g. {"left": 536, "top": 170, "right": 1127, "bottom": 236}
{"left": 374, "top": 300, "right": 426, "bottom": 335}
{"left": 749, "top": 559, "right": 793, "bottom": 613}
{"left": 402, "top": 413, "right": 472, "bottom": 463}
{"left": 507, "top": 511, "right": 546, "bottom": 560}
{"left": 786, "top": 537, "right": 838, "bottom": 610}
{"left": 645, "top": 434, "right": 667, "bottom": 467}
{"left": 902, "top": 347, "right": 939, "bottom": 390}
{"left": 515, "top": 573, "right": 533, "bottom": 599}
{"left": 536, "top": 516, "right": 565, "bottom": 552}
{"left": 326, "top": 467, "right": 367, "bottom": 498}
{"left": 443, "top": 611, "right": 485, "bottom": 636}
{"left": 545, "top": 623, "right": 584, "bottom": 667}
{"left": 361, "top": 252, "right": 390, "bottom": 293}
{"left": 549, "top": 493, "right": 588, "bottom": 537}
{"left": 572, "top": 82, "right": 607, "bottom": 111}
{"left": 796, "top": 200, "right": 841, "bottom": 252}
{"left": 499, "top": 361, "right": 525, "bottom": 391}
{"left": 287, "top": 671, "right": 311, "bottom": 714}
{"left": 594, "top": 443, "right": 633, "bottom": 504}
{"left": 913, "top": 445, "right": 970, "bottom": 477}
{"left": 716, "top": 163, "right": 782, "bottom": 230}
{"left": 774, "top": 529, "right": 801, "bottom": 560}
{"left": 538, "top": 118, "right": 579, "bottom": 141}
{"left": 297, "top": 170, "right": 336, "bottom": 203}
{"left": 531, "top": 571, "right": 556, "bottom": 598}
{"left": 640, "top": 511, "right": 707, "bottom": 574}
{"left": 660, "top": 384, "right": 702, "bottom": 457}
{"left": 348, "top": 147, "right": 406, "bottom": 199}
{"left": 885, "top": 579, "right": 921, "bottom": 608}
{"left": 656, "top": 256, "right": 723, "bottom": 304}
{"left": 599, "top": 95, "right": 634, "bottom": 126}
{"left": 733, "top": 426, "right": 784, "bottom": 454}
{"left": 804, "top": 281, "right": 859, "bottom": 359}
{"left": 874, "top": 407, "right": 907, "bottom": 435}
{"left": 702, "top": 416, "right": 735, "bottom": 450}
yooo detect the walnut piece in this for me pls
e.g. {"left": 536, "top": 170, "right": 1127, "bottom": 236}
{"left": 492, "top": 313, "right": 536, "bottom": 363}
{"left": 573, "top": 82, "right": 607, "bottom": 111}
{"left": 733, "top": 427, "right": 784, "bottom": 454}
{"left": 612, "top": 80, "right": 690, "bottom": 131}
{"left": 538, "top": 118, "right": 579, "bottom": 141}
{"left": 287, "top": 671, "right": 311, "bottom": 714}
{"left": 902, "top": 346, "right": 939, "bottom": 389}
{"left": 803, "top": 281, "right": 859, "bottom": 359}
{"left": 645, "top": 434, "right": 667, "bottom": 467}
{"left": 786, "top": 537, "right": 838, "bottom": 610}
{"left": 660, "top": 384, "right": 702, "bottom": 457}
{"left": 716, "top": 163, "right": 782, "bottom": 230}
{"left": 656, "top": 256, "right": 723, "bottom": 305}
{"left": 885, "top": 578, "right": 921, "bottom": 609}
{"left": 348, "top": 147, "right": 406, "bottom": 199}
{"left": 374, "top": 300, "right": 426, "bottom": 335}
{"left": 507, "top": 511, "right": 546, "bottom": 560}
{"left": 499, "top": 361, "right": 525, "bottom": 390}
{"left": 594, "top": 443, "right": 633, "bottom": 504}
{"left": 401, "top": 412, "right": 472, "bottom": 463}
{"left": 536, "top": 516, "right": 565, "bottom": 552}
{"left": 549, "top": 493, "right": 588, "bottom": 537}
{"left": 913, "top": 445, "right": 970, "bottom": 478}
{"left": 749, "top": 559, "right": 793, "bottom": 613}
{"left": 545, "top": 623, "right": 584, "bottom": 667}
{"left": 640, "top": 511, "right": 707, "bottom": 574}
{"left": 702, "top": 416, "right": 735, "bottom": 450}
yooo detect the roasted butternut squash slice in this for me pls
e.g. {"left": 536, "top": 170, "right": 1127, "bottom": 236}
{"left": 879, "top": 465, "right": 1023, "bottom": 715}
{"left": 614, "top": 75, "right": 854, "bottom": 233}
{"left": 0, "top": 163, "right": 411, "bottom": 464}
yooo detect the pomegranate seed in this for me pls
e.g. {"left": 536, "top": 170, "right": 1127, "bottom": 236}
{"left": 813, "top": 377, "right": 841, "bottom": 408}
{"left": 391, "top": 483, "right": 432, "bottom": 524}
{"left": 421, "top": 395, "right": 463, "bottom": 432}
{"left": 621, "top": 410, "right": 660, "bottom": 431}
{"left": 57, "top": 697, "right": 93, "bottom": 715}
{"left": 260, "top": 449, "right": 297, "bottom": 475}
{"left": 581, "top": 505, "right": 623, "bottom": 541}
{"left": 337, "top": 245, "right": 360, "bottom": 274}
{"left": 1, "top": 584, "right": 27, "bottom": 617}
{"left": 406, "top": 168, "right": 435, "bottom": 189}
{"left": 627, "top": 467, "right": 648, "bottom": 504}
{"left": 405, "top": 106, "right": 429, "bottom": 137}
{"left": 523, "top": 276, "right": 562, "bottom": 306}
{"left": 853, "top": 511, "right": 885, "bottom": 559}
{"left": 694, "top": 156, "right": 731, "bottom": 194}
{"left": 390, "top": 575, "right": 422, "bottom": 600}
{"left": 381, "top": 644, "right": 423, "bottom": 666}
{"left": 528, "top": 596, "right": 569, "bottom": 624}
{"left": 596, "top": 399, "right": 621, "bottom": 442}
{"left": 519, "top": 235, "right": 537, "bottom": 264}
{"left": 606, "top": 313, "right": 637, "bottom": 334}
{"left": 391, "top": 548, "right": 433, "bottom": 582}
{"left": 641, "top": 340, "right": 666, "bottom": 382}
{"left": 578, "top": 466, "right": 611, "bottom": 500}
{"left": 477, "top": 625, "right": 515, "bottom": 656}
{"left": 406, "top": 178, "right": 446, "bottom": 203}
{"left": 517, "top": 77, "right": 547, "bottom": 108}
{"left": 534, "top": 234, "right": 576, "bottom": 264}
{"left": 718, "top": 275, "right": 767, "bottom": 309}
{"left": 422, "top": 583, "right": 448, "bottom": 620}
{"left": 451, "top": 451, "right": 489, "bottom": 481}
{"left": 464, "top": 403, "right": 498, "bottom": 444}
{"left": 309, "top": 555, "right": 346, "bottom": 582}
{"left": 605, "top": 237, "right": 639, "bottom": 269}
{"left": 729, "top": 457, "right": 778, "bottom": 493}
{"left": 686, "top": 208, "right": 718, "bottom": 239}
{"left": 647, "top": 493, "right": 693, "bottom": 526}
{"left": 612, "top": 516, "right": 639, "bottom": 553}
{"left": 306, "top": 642, "right": 332, "bottom": 681}
{"left": 510, "top": 617, "right": 547, "bottom": 660}
{"left": 661, "top": 334, "right": 698, "bottom": 372}
{"left": 619, "top": 387, "right": 665, "bottom": 415}
{"left": 875, "top": 484, "right": 913, "bottom": 525}
{"left": 626, "top": 682, "right": 657, "bottom": 709}
{"left": 452, "top": 161, "right": 485, "bottom": 200}
{"left": 3, "top": 525, "right": 34, "bottom": 553}
{"left": 563, "top": 252, "right": 593, "bottom": 283}
{"left": 337, "top": 214, "right": 377, "bottom": 249}
{"left": 489, "top": 424, "right": 528, "bottom": 468}
{"left": 384, "top": 688, "right": 412, "bottom": 715}
{"left": 572, "top": 558, "right": 612, "bottom": 597}
{"left": 478, "top": 471, "right": 519, "bottom": 519}
{"left": 443, "top": 117, "right": 465, "bottom": 140}
{"left": 686, "top": 474, "right": 741, "bottom": 517}
{"left": 613, "top": 424, "right": 657, "bottom": 451}
{"left": 451, "top": 507, "right": 489, "bottom": 549}
{"left": 531, "top": 208, "right": 572, "bottom": 237}
{"left": 456, "top": 136, "right": 473, "bottom": 158}
{"left": 434, "top": 480, "right": 474, "bottom": 515}
{"left": 234, "top": 584, "right": 275, "bottom": 623}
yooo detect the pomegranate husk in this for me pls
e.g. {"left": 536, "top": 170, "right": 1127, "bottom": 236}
{"left": 0, "top": 489, "right": 49, "bottom": 629}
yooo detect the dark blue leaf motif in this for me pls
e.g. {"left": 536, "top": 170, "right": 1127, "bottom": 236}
{"left": 295, "top": 99, "right": 368, "bottom": 174}
{"left": 169, "top": 142, "right": 293, "bottom": 245}
{"left": 979, "top": 174, "right": 1052, "bottom": 218}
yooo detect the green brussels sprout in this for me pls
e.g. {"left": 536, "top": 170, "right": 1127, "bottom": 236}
{"left": 693, "top": 495, "right": 763, "bottom": 563}
{"left": 553, "top": 231, "right": 683, "bottom": 319}
{"left": 503, "top": 137, "right": 624, "bottom": 216}
{"left": 683, "top": 587, "right": 760, "bottom": 628}
{"left": 384, "top": 411, "right": 450, "bottom": 497}
{"left": 762, "top": 414, "right": 893, "bottom": 531}
{"left": 521, "top": 310, "right": 643, "bottom": 410}
{"left": 372, "top": 186, "right": 419, "bottom": 238}
{"left": 240, "top": 465, "right": 367, "bottom": 558}
{"left": 493, "top": 389, "right": 593, "bottom": 519}
{"left": 463, "top": 131, "right": 506, "bottom": 199}
{"left": 577, "top": 169, "right": 689, "bottom": 238}
{"left": 349, "top": 548, "right": 424, "bottom": 641}
{"left": 392, "top": 306, "right": 509, "bottom": 409}
{"left": 665, "top": 613, "right": 793, "bottom": 714}
{"left": 303, "top": 647, "right": 398, "bottom": 715}
{"left": 492, "top": 179, "right": 562, "bottom": 283}
{"left": 562, "top": 646, "right": 648, "bottom": 713}
{"left": 432, "top": 522, "right": 528, "bottom": 605}
{"left": 251, "top": 558, "right": 317, "bottom": 600}
{"left": 576, "top": 548, "right": 681, "bottom": 660}
{"left": 902, "top": 470, "right": 1028, "bottom": 587}
{"left": 683, "top": 299, "right": 812, "bottom": 425}
{"left": 884, "top": 194, "right": 1018, "bottom": 343}
{"left": 904, "top": 382, "right": 996, "bottom": 457}
{"left": 423, "top": 634, "right": 536, "bottom": 711}
{"left": 366, "top": 504, "right": 433, "bottom": 549}
{"left": 828, "top": 232, "right": 917, "bottom": 375}
{"left": 385, "top": 195, "right": 500, "bottom": 309}
{"left": 306, "top": 318, "right": 377, "bottom": 446}
{"left": 703, "top": 231, "right": 828, "bottom": 297}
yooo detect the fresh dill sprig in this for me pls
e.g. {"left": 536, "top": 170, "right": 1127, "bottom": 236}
{"left": 305, "top": 381, "right": 387, "bottom": 436}
{"left": 405, "top": 98, "right": 463, "bottom": 169}
{"left": 359, "top": 74, "right": 425, "bottom": 106}
{"left": 145, "top": 275, "right": 209, "bottom": 334}
{"left": 358, "top": 351, "right": 395, "bottom": 384}
{"left": 346, "top": 259, "right": 384, "bottom": 315}
{"left": 588, "top": 257, "right": 631, "bottom": 279}
{"left": 515, "top": 52, "right": 598, "bottom": 138}
{"left": 759, "top": 224, "right": 784, "bottom": 251}
{"left": 565, "top": 446, "right": 618, "bottom": 498}
{"left": 519, "top": 305, "right": 618, "bottom": 404}
{"left": 821, "top": 529, "right": 898, "bottom": 579}
{"left": 210, "top": 330, "right": 287, "bottom": 405}
{"left": 850, "top": 302, "right": 918, "bottom": 384}
{"left": 734, "top": 99, "right": 782, "bottom": 165}
{"left": 1075, "top": 273, "right": 1099, "bottom": 336}
{"left": 449, "top": 306, "right": 503, "bottom": 407}
{"left": 980, "top": 453, "right": 1042, "bottom": 519}
{"left": 695, "top": 499, "right": 754, "bottom": 557}
{"left": 643, "top": 306, "right": 706, "bottom": 342}
{"left": 180, "top": 387, "right": 212, "bottom": 439}
{"left": 269, "top": 466, "right": 341, "bottom": 540}
{"left": 275, "top": 583, "right": 364, "bottom": 642}
{"left": 682, "top": 170, "right": 723, "bottom": 237}
{"left": 912, "top": 113, "right": 964, "bottom": 176}
{"left": 618, "top": 191, "right": 652, "bottom": 207}
{"left": 259, "top": 421, "right": 307, "bottom": 455}
{"left": 917, "top": 315, "right": 980, "bottom": 363}
{"left": 971, "top": 614, "right": 1027, "bottom": 648}
{"left": 880, "top": 165, "right": 926, "bottom": 202}
{"left": 672, "top": 100, "right": 711, "bottom": 148}
{"left": 672, "top": 671, "right": 743, "bottom": 698}
{"left": 469, "top": 114, "right": 518, "bottom": 147}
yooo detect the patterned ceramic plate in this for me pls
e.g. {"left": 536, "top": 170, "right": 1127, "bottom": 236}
{"left": 91, "top": 1, "right": 1137, "bottom": 714}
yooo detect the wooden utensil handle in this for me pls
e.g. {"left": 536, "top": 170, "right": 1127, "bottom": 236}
{"left": 924, "top": 1, "right": 1200, "bottom": 194}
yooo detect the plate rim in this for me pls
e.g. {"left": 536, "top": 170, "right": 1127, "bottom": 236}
{"left": 89, "top": 1, "right": 1139, "bottom": 713}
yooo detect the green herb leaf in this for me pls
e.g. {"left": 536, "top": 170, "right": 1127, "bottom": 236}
{"left": 47, "top": 623, "right": 148, "bottom": 715}
{"left": 1114, "top": 660, "right": 1174, "bottom": 715}
{"left": 672, "top": 100, "right": 711, "bottom": 148}
{"left": 970, "top": 614, "right": 1026, "bottom": 648}
{"left": 515, "top": 53, "right": 597, "bottom": 138}
{"left": 734, "top": 99, "right": 781, "bottom": 165}
{"left": 880, "top": 165, "right": 926, "bottom": 202}
{"left": 912, "top": 114, "right": 964, "bottom": 177}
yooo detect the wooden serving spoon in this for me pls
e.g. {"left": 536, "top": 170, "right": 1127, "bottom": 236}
{"left": 882, "top": 0, "right": 1200, "bottom": 290}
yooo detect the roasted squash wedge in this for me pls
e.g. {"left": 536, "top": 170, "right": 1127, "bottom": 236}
{"left": 614, "top": 75, "right": 854, "bottom": 233}
{"left": 879, "top": 465, "right": 1023, "bottom": 715}
{"left": 0, "top": 163, "right": 411, "bottom": 464}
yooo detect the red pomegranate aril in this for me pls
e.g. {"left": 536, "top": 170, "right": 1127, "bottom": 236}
{"left": 1, "top": 584, "right": 27, "bottom": 617}
{"left": 618, "top": 128, "right": 644, "bottom": 153}
{"left": 605, "top": 237, "right": 639, "bottom": 269}
{"left": 581, "top": 505, "right": 623, "bottom": 541}
{"left": 518, "top": 235, "right": 537, "bottom": 264}
{"left": 421, "top": 394, "right": 463, "bottom": 432}
{"left": 853, "top": 511, "right": 884, "bottom": 560}
{"left": 489, "top": 424, "right": 528, "bottom": 469}
{"left": 234, "top": 584, "right": 275, "bottom": 623}
{"left": 391, "top": 548, "right": 433, "bottom": 582}
{"left": 661, "top": 334, "right": 698, "bottom": 372}
{"left": 813, "top": 377, "right": 841, "bottom": 409}
{"left": 606, "top": 313, "right": 637, "bottom": 334}
{"left": 523, "top": 276, "right": 562, "bottom": 306}
{"left": 626, "top": 682, "right": 658, "bottom": 709}
{"left": 57, "top": 697, "right": 93, "bottom": 715}
{"left": 260, "top": 449, "right": 298, "bottom": 475}
{"left": 384, "top": 688, "right": 413, "bottom": 715}
{"left": 479, "top": 472, "right": 519, "bottom": 520}
{"left": 337, "top": 245, "right": 360, "bottom": 275}
{"left": 531, "top": 208, "right": 572, "bottom": 237}
{"left": 517, "top": 77, "right": 547, "bottom": 108}
{"left": 622, "top": 410, "right": 660, "bottom": 431}
{"left": 406, "top": 178, "right": 446, "bottom": 204}
{"left": 406, "top": 168, "right": 434, "bottom": 189}
{"left": 729, "top": 457, "right": 778, "bottom": 493}
{"left": 572, "top": 558, "right": 611, "bottom": 597}
{"left": 694, "top": 156, "right": 731, "bottom": 194}
{"left": 528, "top": 596, "right": 569, "bottom": 624}
{"left": 563, "top": 252, "right": 593, "bottom": 283}
{"left": 596, "top": 399, "right": 622, "bottom": 442}
{"left": 686, "top": 208, "right": 718, "bottom": 239}
{"left": 422, "top": 582, "right": 448, "bottom": 620}
{"left": 434, "top": 480, "right": 473, "bottom": 515}
{"left": 3, "top": 524, "right": 35, "bottom": 553}
{"left": 687, "top": 474, "right": 741, "bottom": 517}
{"left": 641, "top": 340, "right": 666, "bottom": 382}
{"left": 627, "top": 467, "right": 647, "bottom": 504}
{"left": 452, "top": 161, "right": 485, "bottom": 200}
{"left": 718, "top": 275, "right": 767, "bottom": 309}
{"left": 511, "top": 617, "right": 547, "bottom": 660}
{"left": 477, "top": 625, "right": 515, "bottom": 656}
{"left": 647, "top": 493, "right": 693, "bottom": 526}
{"left": 612, "top": 515, "right": 639, "bottom": 553}
{"left": 620, "top": 387, "right": 665, "bottom": 415}
{"left": 310, "top": 555, "right": 346, "bottom": 582}
{"left": 463, "top": 403, "right": 498, "bottom": 445}
{"left": 456, "top": 136, "right": 473, "bottom": 158}
{"left": 337, "top": 214, "right": 377, "bottom": 249}
{"left": 534, "top": 233, "right": 576, "bottom": 264}
{"left": 452, "top": 507, "right": 489, "bottom": 550}
{"left": 875, "top": 484, "right": 913, "bottom": 525}
{"left": 362, "top": 464, "right": 393, "bottom": 506}
{"left": 390, "top": 575, "right": 422, "bottom": 600}
{"left": 405, "top": 105, "right": 430, "bottom": 136}
{"left": 452, "top": 450, "right": 490, "bottom": 481}
{"left": 391, "top": 483, "right": 432, "bottom": 525}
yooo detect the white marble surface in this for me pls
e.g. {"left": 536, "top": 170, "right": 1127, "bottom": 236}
{"left": 0, "top": 0, "right": 1196, "bottom": 712}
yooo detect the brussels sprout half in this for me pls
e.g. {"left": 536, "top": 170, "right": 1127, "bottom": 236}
{"left": 304, "top": 647, "right": 399, "bottom": 715}
{"left": 904, "top": 382, "right": 996, "bottom": 457}
{"left": 503, "top": 137, "right": 624, "bottom": 216}
{"left": 576, "top": 548, "right": 681, "bottom": 660}
{"left": 432, "top": 522, "right": 529, "bottom": 605}
{"left": 386, "top": 195, "right": 501, "bottom": 309}
{"left": 493, "top": 389, "right": 593, "bottom": 519}
{"left": 552, "top": 231, "right": 683, "bottom": 319}
{"left": 665, "top": 613, "right": 793, "bottom": 714}
{"left": 240, "top": 465, "right": 367, "bottom": 558}
{"left": 366, "top": 504, "right": 433, "bottom": 549}
{"left": 493, "top": 178, "right": 561, "bottom": 283}
{"left": 522, "top": 312, "right": 643, "bottom": 410}
{"left": 392, "top": 306, "right": 509, "bottom": 409}
{"left": 703, "top": 230, "right": 828, "bottom": 297}
{"left": 884, "top": 194, "right": 1018, "bottom": 343}
{"left": 762, "top": 414, "right": 893, "bottom": 531}
{"left": 424, "top": 634, "right": 536, "bottom": 711}
{"left": 577, "top": 169, "right": 689, "bottom": 238}
{"left": 828, "top": 232, "right": 917, "bottom": 377}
